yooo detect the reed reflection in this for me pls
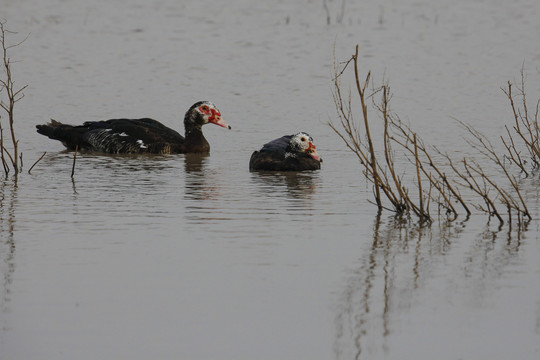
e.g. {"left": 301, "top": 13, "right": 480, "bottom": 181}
{"left": 462, "top": 222, "right": 526, "bottom": 300}
{"left": 333, "top": 214, "right": 525, "bottom": 360}
{"left": 0, "top": 178, "right": 17, "bottom": 317}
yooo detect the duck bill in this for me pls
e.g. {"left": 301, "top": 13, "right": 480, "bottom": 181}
{"left": 209, "top": 110, "right": 232, "bottom": 129}
{"left": 307, "top": 142, "right": 322, "bottom": 162}
{"left": 210, "top": 117, "right": 231, "bottom": 129}
{"left": 309, "top": 150, "right": 321, "bottom": 162}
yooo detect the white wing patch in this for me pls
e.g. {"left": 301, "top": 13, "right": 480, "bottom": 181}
{"left": 84, "top": 129, "right": 150, "bottom": 153}
{"left": 136, "top": 139, "right": 147, "bottom": 149}
{"left": 285, "top": 152, "right": 297, "bottom": 158}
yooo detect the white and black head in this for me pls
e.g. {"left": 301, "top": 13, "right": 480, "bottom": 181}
{"left": 185, "top": 101, "right": 231, "bottom": 130}
{"left": 285, "top": 132, "right": 321, "bottom": 161}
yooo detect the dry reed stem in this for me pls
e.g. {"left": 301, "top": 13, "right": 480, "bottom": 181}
{"left": 414, "top": 134, "right": 424, "bottom": 214}
{"left": 501, "top": 124, "right": 528, "bottom": 175}
{"left": 71, "top": 145, "right": 78, "bottom": 178}
{"left": 330, "top": 45, "right": 534, "bottom": 225}
{"left": 330, "top": 45, "right": 432, "bottom": 220}
{"left": 380, "top": 85, "right": 411, "bottom": 214}
{"left": 27, "top": 152, "right": 46, "bottom": 174}
{"left": 352, "top": 46, "right": 383, "bottom": 209}
{"left": 0, "top": 123, "right": 8, "bottom": 175}
{"left": 449, "top": 155, "right": 504, "bottom": 224}
{"left": 501, "top": 68, "right": 540, "bottom": 169}
{"left": 389, "top": 116, "right": 467, "bottom": 219}
{"left": 0, "top": 20, "right": 28, "bottom": 175}
{"left": 457, "top": 119, "right": 530, "bottom": 221}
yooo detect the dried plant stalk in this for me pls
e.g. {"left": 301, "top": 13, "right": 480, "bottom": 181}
{"left": 501, "top": 68, "right": 540, "bottom": 171}
{"left": 27, "top": 151, "right": 46, "bottom": 174}
{"left": 330, "top": 45, "right": 534, "bottom": 226}
{"left": 0, "top": 20, "right": 28, "bottom": 175}
{"left": 456, "top": 120, "right": 530, "bottom": 223}
{"left": 329, "top": 45, "right": 434, "bottom": 221}
{"left": 71, "top": 145, "right": 78, "bottom": 178}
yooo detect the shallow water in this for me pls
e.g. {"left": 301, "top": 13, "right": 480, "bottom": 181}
{"left": 1, "top": 0, "right": 540, "bottom": 359}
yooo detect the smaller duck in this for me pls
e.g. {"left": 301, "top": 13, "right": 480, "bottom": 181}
{"left": 249, "top": 132, "right": 322, "bottom": 171}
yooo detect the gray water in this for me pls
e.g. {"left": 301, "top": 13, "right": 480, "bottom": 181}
{"left": 1, "top": 0, "right": 540, "bottom": 359}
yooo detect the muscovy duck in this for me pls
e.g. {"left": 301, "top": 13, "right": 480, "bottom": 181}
{"left": 249, "top": 132, "right": 322, "bottom": 171}
{"left": 36, "top": 101, "right": 230, "bottom": 154}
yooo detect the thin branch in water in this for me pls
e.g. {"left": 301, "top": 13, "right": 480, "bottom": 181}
{"left": 71, "top": 145, "right": 78, "bottom": 178}
{"left": 0, "top": 20, "right": 28, "bottom": 174}
{"left": 28, "top": 152, "right": 46, "bottom": 174}
{"left": 330, "top": 45, "right": 536, "bottom": 225}
{"left": 414, "top": 133, "right": 424, "bottom": 214}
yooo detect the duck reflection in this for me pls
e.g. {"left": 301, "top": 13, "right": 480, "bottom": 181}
{"left": 250, "top": 171, "right": 320, "bottom": 200}
{"left": 39, "top": 152, "right": 177, "bottom": 179}
{"left": 182, "top": 153, "right": 231, "bottom": 224}
{"left": 183, "top": 153, "right": 208, "bottom": 173}
{"left": 183, "top": 153, "right": 220, "bottom": 201}
{"left": 333, "top": 214, "right": 525, "bottom": 359}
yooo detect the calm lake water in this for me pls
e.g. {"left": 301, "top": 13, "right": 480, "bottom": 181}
{"left": 1, "top": 0, "right": 540, "bottom": 359}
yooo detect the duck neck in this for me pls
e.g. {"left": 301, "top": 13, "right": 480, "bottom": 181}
{"left": 184, "top": 125, "right": 210, "bottom": 153}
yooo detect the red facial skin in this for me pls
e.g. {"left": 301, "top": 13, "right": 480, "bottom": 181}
{"left": 307, "top": 141, "right": 321, "bottom": 161}
{"left": 199, "top": 105, "right": 230, "bottom": 129}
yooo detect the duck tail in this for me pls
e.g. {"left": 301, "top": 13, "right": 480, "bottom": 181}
{"left": 36, "top": 119, "right": 83, "bottom": 150}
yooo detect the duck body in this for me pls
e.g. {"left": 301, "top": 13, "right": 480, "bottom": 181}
{"left": 249, "top": 132, "right": 322, "bottom": 171}
{"left": 36, "top": 101, "right": 230, "bottom": 154}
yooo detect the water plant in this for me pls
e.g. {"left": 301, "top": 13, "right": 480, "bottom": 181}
{"left": 0, "top": 20, "right": 28, "bottom": 176}
{"left": 330, "top": 45, "right": 534, "bottom": 225}
{"left": 501, "top": 67, "right": 540, "bottom": 173}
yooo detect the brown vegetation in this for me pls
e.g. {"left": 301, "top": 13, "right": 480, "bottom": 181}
{"left": 330, "top": 45, "right": 535, "bottom": 226}
{"left": 0, "top": 20, "right": 28, "bottom": 176}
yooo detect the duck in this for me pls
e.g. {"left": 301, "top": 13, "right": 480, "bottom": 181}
{"left": 36, "top": 101, "right": 230, "bottom": 154}
{"left": 249, "top": 132, "right": 322, "bottom": 171}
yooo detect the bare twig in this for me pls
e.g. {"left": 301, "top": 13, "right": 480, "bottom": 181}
{"left": 501, "top": 71, "right": 540, "bottom": 169}
{"left": 0, "top": 122, "right": 8, "bottom": 175}
{"left": 414, "top": 134, "right": 424, "bottom": 213}
{"left": 71, "top": 145, "right": 78, "bottom": 178}
{"left": 388, "top": 116, "right": 467, "bottom": 218}
{"left": 457, "top": 119, "right": 530, "bottom": 221}
{"left": 330, "top": 45, "right": 535, "bottom": 226}
{"left": 28, "top": 151, "right": 46, "bottom": 174}
{"left": 0, "top": 20, "right": 28, "bottom": 175}
{"left": 330, "top": 45, "right": 432, "bottom": 220}
{"left": 501, "top": 124, "right": 528, "bottom": 175}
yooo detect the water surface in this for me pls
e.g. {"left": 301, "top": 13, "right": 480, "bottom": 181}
{"left": 1, "top": 0, "right": 540, "bottom": 359}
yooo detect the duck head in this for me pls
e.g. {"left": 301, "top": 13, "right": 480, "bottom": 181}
{"left": 286, "top": 132, "right": 322, "bottom": 162}
{"left": 185, "top": 101, "right": 231, "bottom": 130}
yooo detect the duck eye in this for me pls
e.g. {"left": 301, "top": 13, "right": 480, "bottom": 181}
{"left": 301, "top": 137, "right": 306, "bottom": 142}
{"left": 201, "top": 105, "right": 208, "bottom": 111}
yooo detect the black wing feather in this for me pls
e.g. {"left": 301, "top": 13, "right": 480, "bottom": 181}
{"left": 249, "top": 135, "right": 320, "bottom": 171}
